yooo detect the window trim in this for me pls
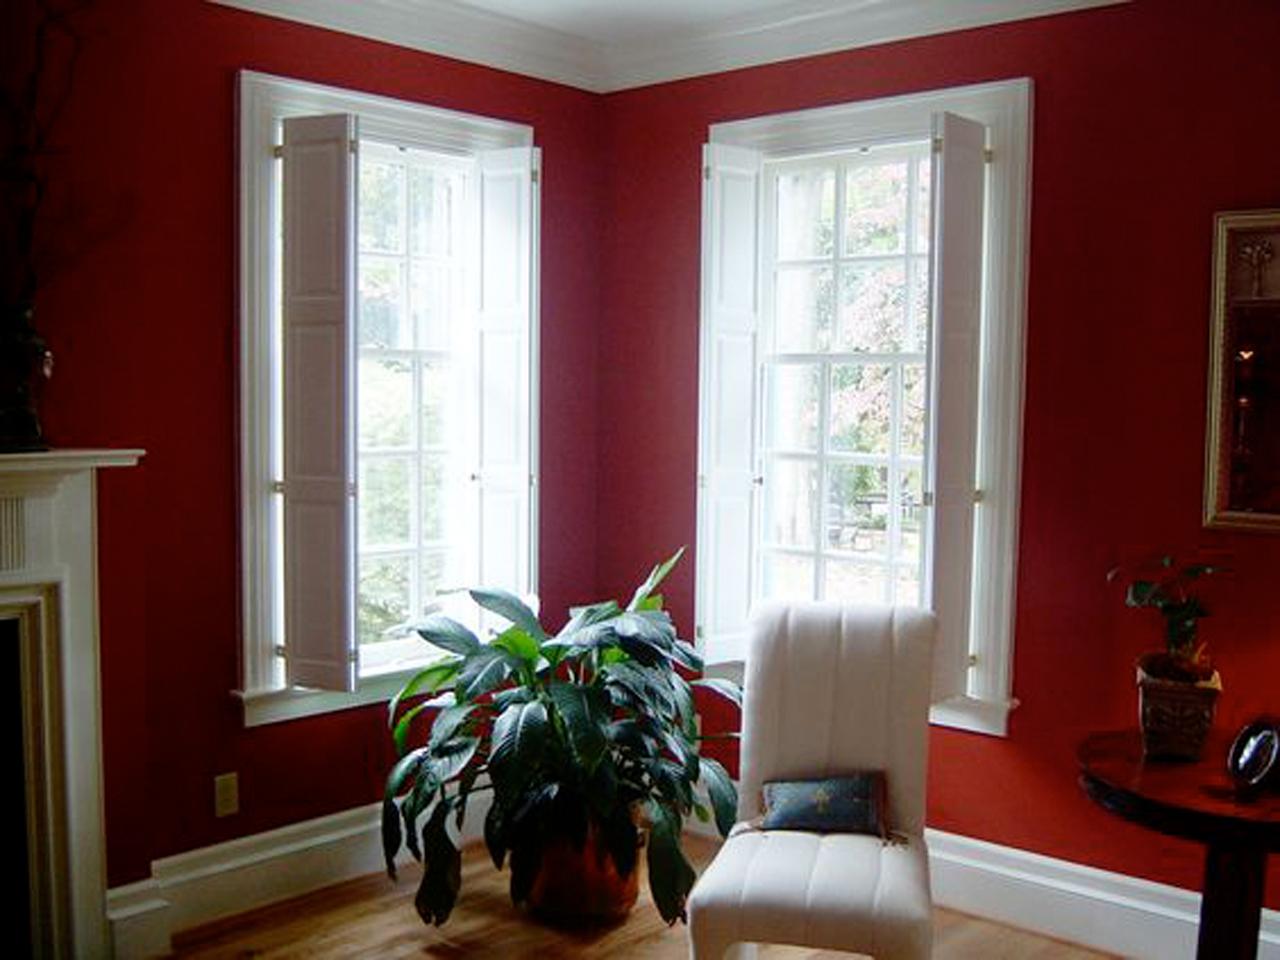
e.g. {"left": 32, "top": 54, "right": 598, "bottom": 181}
{"left": 699, "top": 78, "right": 1031, "bottom": 737}
{"left": 237, "top": 70, "right": 537, "bottom": 726}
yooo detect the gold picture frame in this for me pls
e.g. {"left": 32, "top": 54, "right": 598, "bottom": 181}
{"left": 1204, "top": 209, "right": 1280, "bottom": 529}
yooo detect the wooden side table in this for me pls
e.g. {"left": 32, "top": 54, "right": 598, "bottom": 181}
{"left": 1078, "top": 730, "right": 1280, "bottom": 959}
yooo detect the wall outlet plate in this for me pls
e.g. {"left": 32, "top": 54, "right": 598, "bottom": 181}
{"left": 214, "top": 772, "right": 239, "bottom": 818}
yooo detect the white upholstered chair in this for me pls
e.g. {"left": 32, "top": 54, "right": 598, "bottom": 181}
{"left": 687, "top": 602, "right": 938, "bottom": 960}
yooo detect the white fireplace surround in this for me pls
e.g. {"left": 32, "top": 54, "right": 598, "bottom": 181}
{"left": 0, "top": 449, "right": 142, "bottom": 958}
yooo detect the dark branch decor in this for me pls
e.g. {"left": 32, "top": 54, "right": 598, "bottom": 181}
{"left": 382, "top": 549, "right": 741, "bottom": 928}
{"left": 1, "top": 0, "right": 91, "bottom": 450}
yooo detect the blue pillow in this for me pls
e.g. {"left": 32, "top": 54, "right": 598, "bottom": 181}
{"left": 761, "top": 773, "right": 888, "bottom": 835}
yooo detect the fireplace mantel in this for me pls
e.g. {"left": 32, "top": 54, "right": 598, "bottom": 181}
{"left": 0, "top": 448, "right": 142, "bottom": 957}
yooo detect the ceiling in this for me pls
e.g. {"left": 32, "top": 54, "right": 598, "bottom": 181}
{"left": 209, "top": 0, "right": 1127, "bottom": 92}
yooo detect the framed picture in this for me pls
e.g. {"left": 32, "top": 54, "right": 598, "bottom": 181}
{"left": 1205, "top": 209, "right": 1280, "bottom": 529}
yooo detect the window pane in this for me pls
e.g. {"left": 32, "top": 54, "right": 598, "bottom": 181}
{"left": 766, "top": 364, "right": 821, "bottom": 452}
{"left": 763, "top": 552, "right": 814, "bottom": 602}
{"left": 358, "top": 257, "right": 409, "bottom": 349}
{"left": 421, "top": 455, "right": 447, "bottom": 543}
{"left": 900, "top": 466, "right": 924, "bottom": 562}
{"left": 913, "top": 154, "right": 931, "bottom": 254}
{"left": 826, "top": 464, "right": 888, "bottom": 556}
{"left": 360, "top": 457, "right": 412, "bottom": 547}
{"left": 824, "top": 559, "right": 887, "bottom": 604}
{"left": 776, "top": 167, "right": 835, "bottom": 260}
{"left": 830, "top": 363, "right": 892, "bottom": 454}
{"left": 359, "top": 159, "right": 404, "bottom": 254}
{"left": 358, "top": 554, "right": 411, "bottom": 645}
{"left": 775, "top": 266, "right": 834, "bottom": 353}
{"left": 358, "top": 356, "right": 412, "bottom": 450}
{"left": 421, "top": 360, "right": 448, "bottom": 449}
{"left": 837, "top": 261, "right": 906, "bottom": 352}
{"left": 844, "top": 160, "right": 908, "bottom": 256}
{"left": 411, "top": 262, "right": 451, "bottom": 352}
{"left": 409, "top": 167, "right": 454, "bottom": 258}
{"left": 907, "top": 256, "right": 929, "bottom": 354}
{"left": 765, "top": 459, "right": 817, "bottom": 549}
{"left": 901, "top": 364, "right": 926, "bottom": 456}
{"left": 420, "top": 551, "right": 448, "bottom": 612}
{"left": 894, "top": 564, "right": 923, "bottom": 606}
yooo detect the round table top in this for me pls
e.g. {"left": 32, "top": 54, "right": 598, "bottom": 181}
{"left": 1078, "top": 729, "right": 1280, "bottom": 850}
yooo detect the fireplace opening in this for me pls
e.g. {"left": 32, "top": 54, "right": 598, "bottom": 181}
{"left": 2, "top": 616, "right": 32, "bottom": 956}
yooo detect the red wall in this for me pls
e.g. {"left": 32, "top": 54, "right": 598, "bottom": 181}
{"left": 597, "top": 0, "right": 1280, "bottom": 902}
{"left": 30, "top": 0, "right": 1280, "bottom": 906}
{"left": 35, "top": 0, "right": 603, "bottom": 885}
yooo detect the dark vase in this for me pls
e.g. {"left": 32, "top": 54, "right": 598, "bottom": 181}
{"left": 523, "top": 818, "right": 641, "bottom": 926}
{"left": 1136, "top": 654, "right": 1222, "bottom": 761}
{"left": 0, "top": 305, "right": 49, "bottom": 452}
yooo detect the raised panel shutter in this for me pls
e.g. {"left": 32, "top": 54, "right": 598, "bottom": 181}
{"left": 281, "top": 113, "right": 357, "bottom": 692}
{"left": 696, "top": 143, "right": 763, "bottom": 657}
{"left": 927, "top": 111, "right": 986, "bottom": 702}
{"left": 474, "top": 147, "right": 539, "bottom": 609}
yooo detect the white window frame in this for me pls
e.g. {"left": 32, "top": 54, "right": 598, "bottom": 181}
{"left": 696, "top": 79, "right": 1031, "bottom": 737}
{"left": 236, "top": 70, "right": 539, "bottom": 726}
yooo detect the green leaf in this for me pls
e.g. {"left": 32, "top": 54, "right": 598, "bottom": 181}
{"left": 427, "top": 736, "right": 481, "bottom": 784}
{"left": 549, "top": 681, "right": 608, "bottom": 773}
{"left": 393, "top": 702, "right": 434, "bottom": 758}
{"left": 456, "top": 647, "right": 514, "bottom": 701}
{"left": 668, "top": 639, "right": 703, "bottom": 673}
{"left": 603, "top": 661, "right": 673, "bottom": 716}
{"left": 699, "top": 757, "right": 737, "bottom": 838}
{"left": 484, "top": 801, "right": 506, "bottom": 870}
{"left": 401, "top": 774, "right": 435, "bottom": 860}
{"left": 381, "top": 799, "right": 402, "bottom": 879}
{"left": 468, "top": 587, "right": 546, "bottom": 641}
{"left": 557, "top": 600, "right": 622, "bottom": 639}
{"left": 671, "top": 671, "right": 696, "bottom": 738}
{"left": 489, "top": 700, "right": 550, "bottom": 772}
{"left": 1125, "top": 580, "right": 1161, "bottom": 608}
{"left": 416, "top": 802, "right": 462, "bottom": 926}
{"left": 646, "top": 801, "right": 696, "bottom": 925}
{"left": 415, "top": 615, "right": 482, "bottom": 657}
{"left": 385, "top": 747, "right": 431, "bottom": 801}
{"left": 387, "top": 659, "right": 460, "bottom": 728}
{"left": 691, "top": 677, "right": 742, "bottom": 708}
{"left": 491, "top": 626, "right": 541, "bottom": 663}
{"left": 628, "top": 546, "right": 685, "bottom": 612}
{"left": 428, "top": 704, "right": 477, "bottom": 751}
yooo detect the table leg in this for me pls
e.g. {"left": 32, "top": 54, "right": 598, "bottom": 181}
{"left": 1197, "top": 842, "right": 1266, "bottom": 960}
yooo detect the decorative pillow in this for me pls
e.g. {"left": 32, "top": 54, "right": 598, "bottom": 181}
{"left": 760, "top": 772, "right": 888, "bottom": 836}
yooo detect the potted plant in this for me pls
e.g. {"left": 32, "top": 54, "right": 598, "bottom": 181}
{"left": 1109, "top": 555, "right": 1224, "bottom": 760}
{"left": 381, "top": 548, "right": 741, "bottom": 928}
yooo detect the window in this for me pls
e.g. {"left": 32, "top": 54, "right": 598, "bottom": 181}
{"left": 695, "top": 80, "right": 1030, "bottom": 736}
{"left": 238, "top": 72, "right": 539, "bottom": 725}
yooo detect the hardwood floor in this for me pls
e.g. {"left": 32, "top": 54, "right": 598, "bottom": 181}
{"left": 174, "top": 837, "right": 1114, "bottom": 959}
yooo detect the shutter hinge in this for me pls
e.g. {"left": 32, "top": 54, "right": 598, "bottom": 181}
{"left": 348, "top": 482, "right": 357, "bottom": 498}
{"left": 983, "top": 147, "right": 994, "bottom": 164}
{"left": 272, "top": 144, "right": 284, "bottom": 159}
{"left": 529, "top": 474, "right": 537, "bottom": 488}
{"left": 697, "top": 474, "right": 707, "bottom": 489}
{"left": 274, "top": 644, "right": 287, "bottom": 659}
{"left": 931, "top": 136, "right": 942, "bottom": 154}
{"left": 752, "top": 475, "right": 764, "bottom": 487}
{"left": 704, "top": 165, "right": 711, "bottom": 181}
{"left": 348, "top": 649, "right": 359, "bottom": 663}
{"left": 350, "top": 139, "right": 359, "bottom": 155}
{"left": 695, "top": 625, "right": 704, "bottom": 640}
{"left": 967, "top": 653, "right": 979, "bottom": 668}
{"left": 973, "top": 489, "right": 986, "bottom": 503}
{"left": 530, "top": 169, "right": 539, "bottom": 184}
{"left": 922, "top": 490, "right": 935, "bottom": 507}
{"left": 270, "top": 480, "right": 285, "bottom": 495}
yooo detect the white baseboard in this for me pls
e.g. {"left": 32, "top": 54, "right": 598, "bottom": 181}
{"left": 107, "top": 801, "right": 1279, "bottom": 960}
{"left": 926, "top": 827, "right": 1280, "bottom": 959}
{"left": 106, "top": 793, "right": 492, "bottom": 959}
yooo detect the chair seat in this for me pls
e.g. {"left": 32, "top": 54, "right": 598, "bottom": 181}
{"left": 688, "top": 828, "right": 932, "bottom": 960}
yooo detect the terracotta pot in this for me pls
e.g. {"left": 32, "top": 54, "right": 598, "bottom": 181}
{"left": 1136, "top": 660, "right": 1222, "bottom": 761}
{"left": 525, "top": 820, "right": 641, "bottom": 925}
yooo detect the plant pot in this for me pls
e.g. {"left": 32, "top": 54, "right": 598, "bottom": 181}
{"left": 1136, "top": 661, "right": 1222, "bottom": 761}
{"left": 525, "top": 820, "right": 640, "bottom": 926}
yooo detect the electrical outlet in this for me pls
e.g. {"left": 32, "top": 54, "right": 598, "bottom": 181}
{"left": 214, "top": 772, "right": 239, "bottom": 818}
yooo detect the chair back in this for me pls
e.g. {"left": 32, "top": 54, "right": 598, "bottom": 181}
{"left": 736, "top": 602, "right": 937, "bottom": 836}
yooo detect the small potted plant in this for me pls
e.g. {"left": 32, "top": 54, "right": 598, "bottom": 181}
{"left": 1109, "top": 555, "right": 1224, "bottom": 760}
{"left": 382, "top": 548, "right": 741, "bottom": 928}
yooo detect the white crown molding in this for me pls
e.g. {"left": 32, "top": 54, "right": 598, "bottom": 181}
{"left": 208, "top": 0, "right": 1128, "bottom": 93}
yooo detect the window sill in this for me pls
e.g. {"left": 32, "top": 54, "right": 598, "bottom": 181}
{"left": 236, "top": 669, "right": 439, "bottom": 727}
{"left": 701, "top": 651, "right": 1017, "bottom": 738}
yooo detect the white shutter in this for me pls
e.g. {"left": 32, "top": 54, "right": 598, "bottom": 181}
{"left": 280, "top": 113, "right": 357, "bottom": 692}
{"left": 472, "top": 146, "right": 539, "bottom": 604}
{"left": 927, "top": 112, "right": 986, "bottom": 702}
{"left": 696, "top": 143, "right": 763, "bottom": 659}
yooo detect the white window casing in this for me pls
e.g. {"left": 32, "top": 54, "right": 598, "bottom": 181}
{"left": 695, "top": 143, "right": 763, "bottom": 660}
{"left": 696, "top": 79, "right": 1031, "bottom": 737}
{"left": 279, "top": 113, "right": 359, "bottom": 693}
{"left": 237, "top": 71, "right": 538, "bottom": 725}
